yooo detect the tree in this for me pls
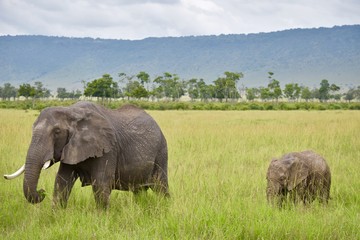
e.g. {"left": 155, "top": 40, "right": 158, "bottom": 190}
{"left": 198, "top": 79, "right": 213, "bottom": 101}
{"left": 84, "top": 74, "right": 119, "bottom": 99}
{"left": 150, "top": 83, "right": 164, "bottom": 100}
{"left": 185, "top": 78, "right": 213, "bottom": 101}
{"left": 205, "top": 84, "right": 216, "bottom": 101}
{"left": 118, "top": 72, "right": 133, "bottom": 99}
{"left": 0, "top": 83, "right": 17, "bottom": 100}
{"left": 344, "top": 86, "right": 360, "bottom": 102}
{"left": 284, "top": 83, "right": 300, "bottom": 101}
{"left": 213, "top": 71, "right": 243, "bottom": 102}
{"left": 246, "top": 88, "right": 259, "bottom": 101}
{"left": 73, "top": 90, "right": 83, "bottom": 99}
{"left": 34, "top": 81, "right": 51, "bottom": 98}
{"left": 311, "top": 88, "right": 320, "bottom": 100}
{"left": 153, "top": 72, "right": 185, "bottom": 100}
{"left": 301, "top": 87, "right": 312, "bottom": 102}
{"left": 260, "top": 87, "right": 270, "bottom": 101}
{"left": 332, "top": 93, "right": 342, "bottom": 101}
{"left": 213, "top": 77, "right": 226, "bottom": 101}
{"left": 123, "top": 71, "right": 151, "bottom": 99}
{"left": 118, "top": 72, "right": 130, "bottom": 88}
{"left": 268, "top": 72, "right": 274, "bottom": 80}
{"left": 57, "top": 88, "right": 68, "bottom": 99}
{"left": 330, "top": 84, "right": 340, "bottom": 92}
{"left": 18, "top": 83, "right": 36, "bottom": 98}
{"left": 267, "top": 72, "right": 282, "bottom": 101}
{"left": 293, "top": 84, "right": 302, "bottom": 100}
{"left": 268, "top": 79, "right": 282, "bottom": 101}
{"left": 124, "top": 80, "right": 149, "bottom": 99}
{"left": 318, "top": 79, "right": 340, "bottom": 102}
{"left": 136, "top": 71, "right": 150, "bottom": 86}
{"left": 330, "top": 83, "right": 340, "bottom": 100}
{"left": 186, "top": 78, "right": 202, "bottom": 100}
{"left": 57, "top": 88, "right": 82, "bottom": 99}
{"left": 319, "top": 79, "right": 330, "bottom": 102}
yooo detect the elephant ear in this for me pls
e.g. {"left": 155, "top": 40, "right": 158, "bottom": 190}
{"left": 287, "top": 158, "right": 309, "bottom": 191}
{"left": 61, "top": 108, "right": 116, "bottom": 165}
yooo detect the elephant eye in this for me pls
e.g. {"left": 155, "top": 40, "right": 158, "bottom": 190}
{"left": 54, "top": 128, "right": 61, "bottom": 134}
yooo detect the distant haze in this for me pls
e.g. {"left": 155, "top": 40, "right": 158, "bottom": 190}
{"left": 0, "top": 25, "right": 359, "bottom": 92}
{"left": 1, "top": 0, "right": 360, "bottom": 40}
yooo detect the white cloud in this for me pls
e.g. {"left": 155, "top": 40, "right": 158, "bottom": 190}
{"left": 182, "top": 0, "right": 223, "bottom": 13}
{"left": 0, "top": 0, "right": 359, "bottom": 39}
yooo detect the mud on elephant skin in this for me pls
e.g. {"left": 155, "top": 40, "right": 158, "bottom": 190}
{"left": 4, "top": 101, "right": 169, "bottom": 208}
{"left": 266, "top": 150, "right": 331, "bottom": 207}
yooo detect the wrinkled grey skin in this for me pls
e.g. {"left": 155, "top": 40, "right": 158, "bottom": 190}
{"left": 266, "top": 150, "right": 331, "bottom": 207}
{"left": 23, "top": 101, "right": 169, "bottom": 208}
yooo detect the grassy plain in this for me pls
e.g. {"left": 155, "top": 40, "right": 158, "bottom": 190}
{"left": 0, "top": 109, "right": 359, "bottom": 239}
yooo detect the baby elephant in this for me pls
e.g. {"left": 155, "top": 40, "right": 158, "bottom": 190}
{"left": 266, "top": 150, "right": 331, "bottom": 207}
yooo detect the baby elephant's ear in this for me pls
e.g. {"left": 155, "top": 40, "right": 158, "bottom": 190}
{"left": 287, "top": 159, "right": 309, "bottom": 191}
{"left": 61, "top": 108, "right": 116, "bottom": 165}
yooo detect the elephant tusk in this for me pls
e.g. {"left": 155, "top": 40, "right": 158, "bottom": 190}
{"left": 42, "top": 160, "right": 52, "bottom": 170}
{"left": 4, "top": 164, "right": 25, "bottom": 180}
{"left": 4, "top": 160, "right": 52, "bottom": 180}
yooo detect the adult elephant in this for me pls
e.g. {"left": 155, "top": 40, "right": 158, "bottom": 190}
{"left": 266, "top": 150, "right": 331, "bottom": 207}
{"left": 4, "top": 101, "right": 169, "bottom": 208}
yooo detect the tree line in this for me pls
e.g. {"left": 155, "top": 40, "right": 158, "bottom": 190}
{"left": 77, "top": 71, "right": 360, "bottom": 102}
{"left": 1, "top": 71, "right": 360, "bottom": 102}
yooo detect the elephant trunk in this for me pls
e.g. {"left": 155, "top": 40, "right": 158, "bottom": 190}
{"left": 266, "top": 186, "right": 275, "bottom": 203}
{"left": 23, "top": 160, "right": 45, "bottom": 203}
{"left": 23, "top": 139, "right": 53, "bottom": 204}
{"left": 266, "top": 182, "right": 283, "bottom": 207}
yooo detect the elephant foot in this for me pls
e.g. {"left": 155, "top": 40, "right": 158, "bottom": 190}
{"left": 92, "top": 185, "right": 111, "bottom": 210}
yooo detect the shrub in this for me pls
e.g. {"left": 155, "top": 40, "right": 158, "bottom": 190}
{"left": 264, "top": 103, "right": 274, "bottom": 110}
{"left": 328, "top": 103, "right": 341, "bottom": 110}
{"left": 0, "top": 99, "right": 359, "bottom": 111}
{"left": 296, "top": 102, "right": 311, "bottom": 110}
{"left": 316, "top": 104, "right": 327, "bottom": 110}
{"left": 248, "top": 103, "right": 263, "bottom": 110}
{"left": 349, "top": 103, "right": 360, "bottom": 110}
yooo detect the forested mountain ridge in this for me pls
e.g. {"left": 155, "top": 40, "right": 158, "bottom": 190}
{"left": 0, "top": 25, "right": 359, "bottom": 91}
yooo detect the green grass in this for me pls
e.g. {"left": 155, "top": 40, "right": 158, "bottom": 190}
{"left": 1, "top": 109, "right": 359, "bottom": 239}
{"left": 1, "top": 99, "right": 360, "bottom": 111}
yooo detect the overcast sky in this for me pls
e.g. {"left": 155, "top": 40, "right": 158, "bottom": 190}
{"left": 1, "top": 0, "right": 359, "bottom": 40}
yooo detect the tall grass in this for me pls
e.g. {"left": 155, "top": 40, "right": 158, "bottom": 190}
{"left": 1, "top": 109, "right": 359, "bottom": 239}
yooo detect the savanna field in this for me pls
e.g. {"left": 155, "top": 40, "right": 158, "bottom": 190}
{"left": 0, "top": 108, "right": 359, "bottom": 239}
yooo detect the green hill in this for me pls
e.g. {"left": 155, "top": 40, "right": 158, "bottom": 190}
{"left": 0, "top": 25, "right": 359, "bottom": 91}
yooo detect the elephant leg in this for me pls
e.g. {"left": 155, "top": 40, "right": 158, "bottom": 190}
{"left": 133, "top": 186, "right": 149, "bottom": 195}
{"left": 289, "top": 189, "right": 302, "bottom": 205}
{"left": 92, "top": 184, "right": 111, "bottom": 209}
{"left": 151, "top": 146, "right": 170, "bottom": 197}
{"left": 318, "top": 183, "right": 331, "bottom": 204}
{"left": 53, "top": 163, "right": 78, "bottom": 208}
{"left": 292, "top": 181, "right": 309, "bottom": 205}
{"left": 90, "top": 156, "right": 115, "bottom": 209}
